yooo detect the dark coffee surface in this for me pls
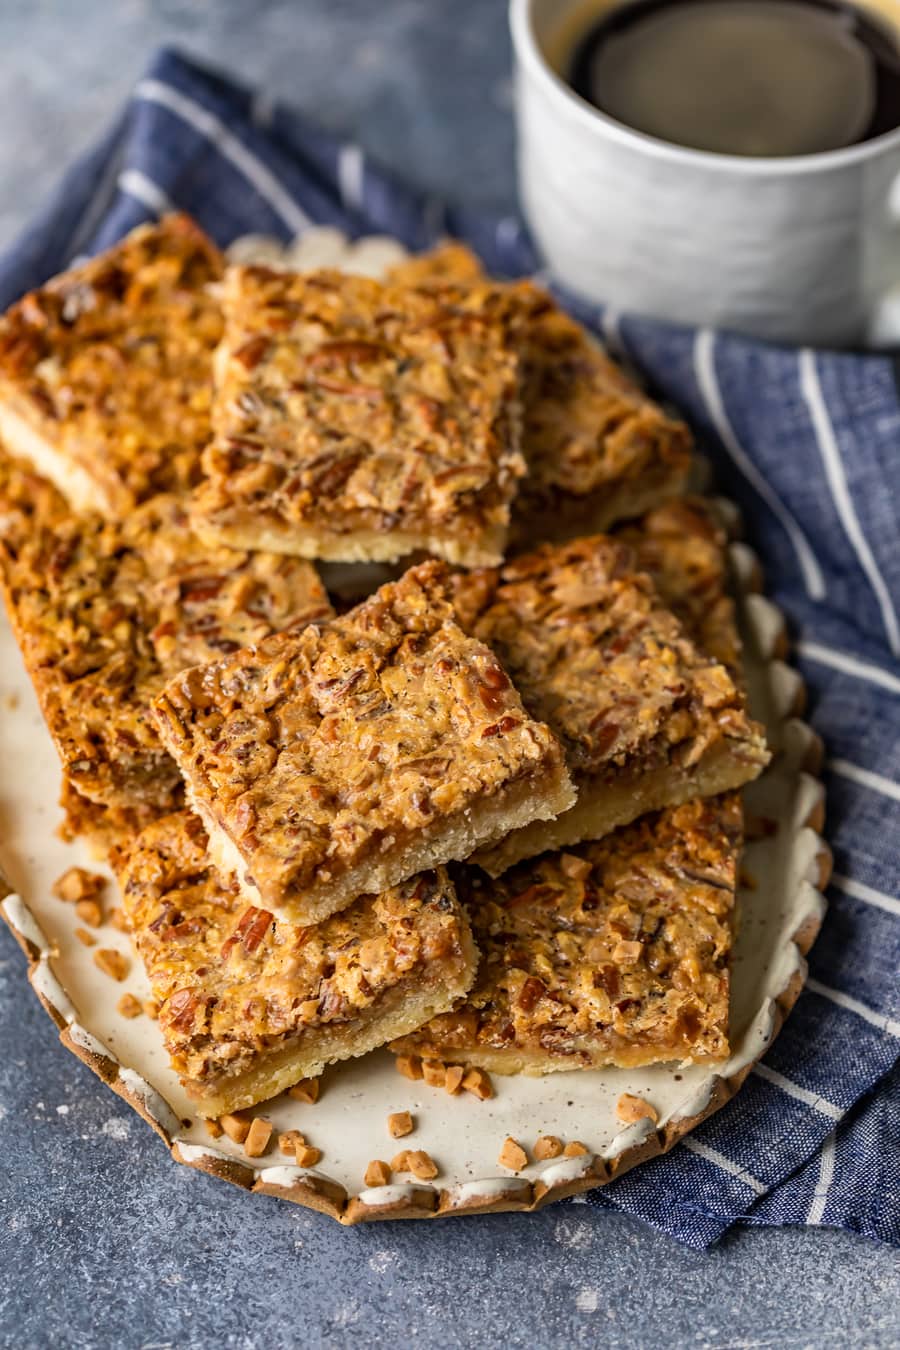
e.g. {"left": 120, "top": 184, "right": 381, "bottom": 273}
{"left": 568, "top": 0, "right": 900, "bottom": 155}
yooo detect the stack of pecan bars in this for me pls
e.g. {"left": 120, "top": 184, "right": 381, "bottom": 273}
{"left": 0, "top": 217, "right": 768, "bottom": 1121}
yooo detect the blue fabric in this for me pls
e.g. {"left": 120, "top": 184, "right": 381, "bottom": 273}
{"left": 2, "top": 47, "right": 897, "bottom": 1250}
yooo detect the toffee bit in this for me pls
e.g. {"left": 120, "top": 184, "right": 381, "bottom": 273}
{"left": 390, "top": 1149, "right": 411, "bottom": 1173}
{"left": 142, "top": 999, "right": 160, "bottom": 1020}
{"left": 288, "top": 1077, "right": 320, "bottom": 1104}
{"left": 109, "top": 907, "right": 130, "bottom": 933}
{"left": 498, "top": 1137, "right": 528, "bottom": 1172}
{"left": 395, "top": 1054, "right": 423, "bottom": 1081}
{"left": 444, "top": 1064, "right": 465, "bottom": 1095}
{"left": 563, "top": 1140, "right": 589, "bottom": 1158}
{"left": 278, "top": 1130, "right": 306, "bottom": 1156}
{"left": 244, "top": 1117, "right": 273, "bottom": 1158}
{"left": 295, "top": 1142, "right": 322, "bottom": 1168}
{"left": 387, "top": 1111, "right": 414, "bottom": 1139}
{"left": 406, "top": 1149, "right": 438, "bottom": 1180}
{"left": 74, "top": 927, "right": 96, "bottom": 948}
{"left": 116, "top": 992, "right": 143, "bottom": 1019}
{"left": 616, "top": 1093, "right": 659, "bottom": 1125}
{"left": 462, "top": 1068, "right": 493, "bottom": 1100}
{"left": 364, "top": 1159, "right": 392, "bottom": 1188}
{"left": 53, "top": 866, "right": 106, "bottom": 904}
{"left": 204, "top": 1118, "right": 223, "bottom": 1139}
{"left": 219, "top": 1113, "right": 251, "bottom": 1144}
{"left": 75, "top": 898, "right": 103, "bottom": 928}
{"left": 533, "top": 1135, "right": 563, "bottom": 1160}
{"left": 93, "top": 948, "right": 129, "bottom": 981}
{"left": 422, "top": 1059, "right": 447, "bottom": 1088}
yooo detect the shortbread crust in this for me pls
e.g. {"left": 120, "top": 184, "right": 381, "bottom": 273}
{"left": 0, "top": 215, "right": 223, "bottom": 515}
{"left": 392, "top": 795, "right": 741, "bottom": 1073}
{"left": 191, "top": 265, "right": 526, "bottom": 566}
{"left": 152, "top": 561, "right": 574, "bottom": 925}
{"left": 448, "top": 534, "right": 766, "bottom": 874}
{"left": 115, "top": 811, "right": 478, "bottom": 1116}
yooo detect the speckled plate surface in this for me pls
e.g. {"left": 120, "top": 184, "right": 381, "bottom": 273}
{"left": 0, "top": 231, "right": 831, "bottom": 1223}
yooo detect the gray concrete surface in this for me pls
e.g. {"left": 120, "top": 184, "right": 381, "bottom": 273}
{"left": 0, "top": 3, "right": 897, "bottom": 1347}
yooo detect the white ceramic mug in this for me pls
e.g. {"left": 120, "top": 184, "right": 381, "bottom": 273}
{"left": 511, "top": 0, "right": 900, "bottom": 346}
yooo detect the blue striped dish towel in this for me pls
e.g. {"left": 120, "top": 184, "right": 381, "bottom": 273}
{"left": 2, "top": 47, "right": 897, "bottom": 1250}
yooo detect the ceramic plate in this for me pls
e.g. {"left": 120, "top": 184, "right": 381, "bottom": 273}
{"left": 0, "top": 232, "right": 830, "bottom": 1223}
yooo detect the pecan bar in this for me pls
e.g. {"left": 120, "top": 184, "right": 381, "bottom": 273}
{"left": 152, "top": 561, "right": 574, "bottom": 926}
{"left": 389, "top": 243, "right": 691, "bottom": 543}
{"left": 618, "top": 496, "right": 742, "bottom": 679}
{"left": 0, "top": 455, "right": 331, "bottom": 816}
{"left": 449, "top": 534, "right": 767, "bottom": 875}
{"left": 392, "top": 795, "right": 741, "bottom": 1074}
{"left": 0, "top": 215, "right": 223, "bottom": 515}
{"left": 115, "top": 811, "right": 478, "bottom": 1116}
{"left": 191, "top": 265, "right": 526, "bottom": 566}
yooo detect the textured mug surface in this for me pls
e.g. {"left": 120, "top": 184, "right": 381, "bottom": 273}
{"left": 512, "top": 0, "right": 900, "bottom": 346}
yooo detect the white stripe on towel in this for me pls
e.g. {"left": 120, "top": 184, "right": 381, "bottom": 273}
{"left": 807, "top": 1132, "right": 837, "bottom": 1225}
{"left": 828, "top": 758, "right": 900, "bottom": 804}
{"left": 134, "top": 78, "right": 311, "bottom": 234}
{"left": 338, "top": 143, "right": 365, "bottom": 212}
{"left": 797, "top": 641, "right": 900, "bottom": 697}
{"left": 806, "top": 978, "right": 900, "bottom": 1038}
{"left": 694, "top": 329, "right": 826, "bottom": 600}
{"left": 65, "top": 131, "right": 130, "bottom": 263}
{"left": 799, "top": 348, "right": 900, "bottom": 655}
{"left": 118, "top": 169, "right": 173, "bottom": 217}
{"left": 753, "top": 1063, "right": 843, "bottom": 1120}
{"left": 680, "top": 1138, "right": 767, "bottom": 1194}
{"left": 831, "top": 873, "right": 900, "bottom": 918}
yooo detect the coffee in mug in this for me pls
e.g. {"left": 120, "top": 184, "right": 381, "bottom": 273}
{"left": 562, "top": 0, "right": 900, "bottom": 157}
